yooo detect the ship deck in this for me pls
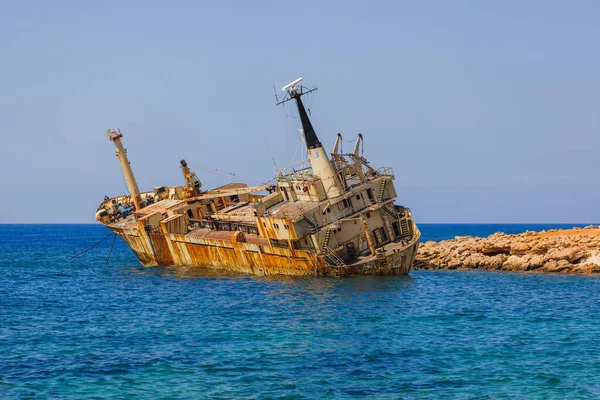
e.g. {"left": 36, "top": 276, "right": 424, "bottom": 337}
{"left": 350, "top": 237, "right": 416, "bottom": 266}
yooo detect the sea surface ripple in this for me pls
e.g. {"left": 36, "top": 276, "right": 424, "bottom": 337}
{"left": 1, "top": 224, "right": 599, "bottom": 399}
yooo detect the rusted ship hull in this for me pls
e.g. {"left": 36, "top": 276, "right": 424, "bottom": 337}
{"left": 109, "top": 218, "right": 420, "bottom": 277}
{"left": 98, "top": 79, "right": 421, "bottom": 277}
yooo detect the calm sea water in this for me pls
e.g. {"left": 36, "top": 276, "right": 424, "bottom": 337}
{"left": 1, "top": 224, "right": 599, "bottom": 399}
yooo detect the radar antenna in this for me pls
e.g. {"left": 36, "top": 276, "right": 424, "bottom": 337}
{"left": 276, "top": 77, "right": 318, "bottom": 106}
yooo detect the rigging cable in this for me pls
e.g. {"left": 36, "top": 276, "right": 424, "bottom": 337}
{"left": 105, "top": 233, "right": 117, "bottom": 265}
{"left": 68, "top": 232, "right": 115, "bottom": 260}
{"left": 187, "top": 162, "right": 277, "bottom": 187}
{"left": 187, "top": 162, "right": 264, "bottom": 185}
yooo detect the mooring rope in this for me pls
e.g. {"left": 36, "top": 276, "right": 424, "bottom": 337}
{"left": 68, "top": 232, "right": 115, "bottom": 260}
{"left": 105, "top": 233, "right": 117, "bottom": 265}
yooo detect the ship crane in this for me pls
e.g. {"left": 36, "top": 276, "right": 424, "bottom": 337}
{"left": 180, "top": 159, "right": 203, "bottom": 198}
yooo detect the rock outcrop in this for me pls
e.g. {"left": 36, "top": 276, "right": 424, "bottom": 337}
{"left": 415, "top": 226, "right": 600, "bottom": 274}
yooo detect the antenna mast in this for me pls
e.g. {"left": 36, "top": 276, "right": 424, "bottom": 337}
{"left": 277, "top": 77, "right": 342, "bottom": 199}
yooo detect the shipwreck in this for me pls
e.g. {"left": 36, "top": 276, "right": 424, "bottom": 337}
{"left": 95, "top": 78, "right": 420, "bottom": 276}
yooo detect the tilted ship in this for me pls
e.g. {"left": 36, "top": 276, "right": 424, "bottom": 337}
{"left": 95, "top": 79, "right": 420, "bottom": 276}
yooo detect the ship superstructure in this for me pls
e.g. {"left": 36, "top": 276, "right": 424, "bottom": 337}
{"left": 95, "top": 79, "right": 420, "bottom": 276}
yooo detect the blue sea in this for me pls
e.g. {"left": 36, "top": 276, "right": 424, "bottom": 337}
{"left": 1, "top": 224, "right": 599, "bottom": 399}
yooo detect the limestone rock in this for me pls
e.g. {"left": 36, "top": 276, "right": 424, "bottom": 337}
{"left": 414, "top": 227, "right": 600, "bottom": 275}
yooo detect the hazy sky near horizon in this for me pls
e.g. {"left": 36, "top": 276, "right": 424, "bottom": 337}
{"left": 1, "top": 1, "right": 599, "bottom": 223}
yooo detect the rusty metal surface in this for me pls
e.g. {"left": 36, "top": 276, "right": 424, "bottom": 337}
{"left": 106, "top": 222, "right": 419, "bottom": 277}
{"left": 263, "top": 201, "right": 320, "bottom": 221}
{"left": 133, "top": 199, "right": 185, "bottom": 216}
{"left": 102, "top": 199, "right": 421, "bottom": 278}
{"left": 148, "top": 233, "right": 174, "bottom": 265}
{"left": 332, "top": 239, "right": 419, "bottom": 277}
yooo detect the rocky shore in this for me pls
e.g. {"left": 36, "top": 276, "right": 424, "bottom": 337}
{"left": 414, "top": 226, "right": 600, "bottom": 274}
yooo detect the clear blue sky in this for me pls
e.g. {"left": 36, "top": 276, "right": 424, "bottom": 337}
{"left": 1, "top": 1, "right": 599, "bottom": 223}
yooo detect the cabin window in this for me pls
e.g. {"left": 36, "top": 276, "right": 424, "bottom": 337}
{"left": 337, "top": 227, "right": 342, "bottom": 233}
{"left": 270, "top": 239, "right": 288, "bottom": 249}
{"left": 187, "top": 209, "right": 194, "bottom": 219}
{"left": 263, "top": 222, "right": 267, "bottom": 227}
{"left": 366, "top": 212, "right": 371, "bottom": 219}
{"left": 356, "top": 194, "right": 361, "bottom": 200}
{"left": 282, "top": 187, "right": 290, "bottom": 201}
{"left": 274, "top": 223, "right": 280, "bottom": 229}
{"left": 284, "top": 224, "right": 289, "bottom": 229}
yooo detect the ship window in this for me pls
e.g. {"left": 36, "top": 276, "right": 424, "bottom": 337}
{"left": 274, "top": 223, "right": 280, "bottom": 229}
{"left": 187, "top": 209, "right": 194, "bottom": 219}
{"left": 366, "top": 212, "right": 371, "bottom": 219}
{"left": 270, "top": 239, "right": 288, "bottom": 249}
{"left": 356, "top": 195, "right": 361, "bottom": 200}
{"left": 284, "top": 224, "right": 289, "bottom": 230}
{"left": 337, "top": 227, "right": 342, "bottom": 233}
{"left": 263, "top": 222, "right": 267, "bottom": 227}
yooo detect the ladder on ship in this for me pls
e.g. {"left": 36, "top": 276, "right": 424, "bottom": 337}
{"left": 376, "top": 179, "right": 387, "bottom": 203}
{"left": 382, "top": 203, "right": 398, "bottom": 219}
{"left": 322, "top": 246, "right": 345, "bottom": 267}
{"left": 305, "top": 214, "right": 318, "bottom": 234}
{"left": 382, "top": 204, "right": 411, "bottom": 241}
{"left": 399, "top": 217, "right": 411, "bottom": 240}
{"left": 321, "top": 228, "right": 333, "bottom": 252}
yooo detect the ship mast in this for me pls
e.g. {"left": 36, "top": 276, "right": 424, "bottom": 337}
{"left": 278, "top": 78, "right": 342, "bottom": 199}
{"left": 106, "top": 129, "right": 143, "bottom": 211}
